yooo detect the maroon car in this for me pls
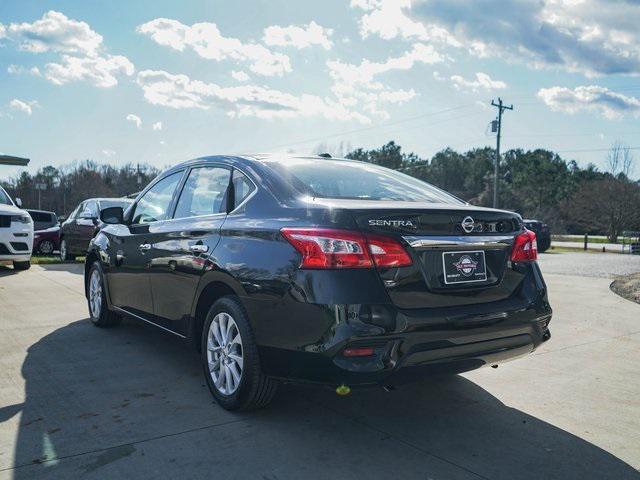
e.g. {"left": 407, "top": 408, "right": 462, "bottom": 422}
{"left": 27, "top": 210, "right": 60, "bottom": 255}
{"left": 59, "top": 198, "right": 133, "bottom": 260}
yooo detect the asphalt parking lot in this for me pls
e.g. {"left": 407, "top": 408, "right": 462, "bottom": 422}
{"left": 1, "top": 253, "right": 639, "bottom": 479}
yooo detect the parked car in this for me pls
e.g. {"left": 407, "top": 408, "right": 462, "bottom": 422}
{"left": 27, "top": 209, "right": 60, "bottom": 255}
{"left": 85, "top": 155, "right": 552, "bottom": 411}
{"left": 0, "top": 186, "right": 33, "bottom": 270}
{"left": 60, "top": 198, "right": 133, "bottom": 260}
{"left": 523, "top": 219, "right": 550, "bottom": 252}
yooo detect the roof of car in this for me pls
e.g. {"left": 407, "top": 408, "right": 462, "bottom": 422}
{"left": 84, "top": 197, "right": 134, "bottom": 203}
{"left": 26, "top": 209, "right": 56, "bottom": 214}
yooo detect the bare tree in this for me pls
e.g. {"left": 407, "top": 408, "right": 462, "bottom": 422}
{"left": 607, "top": 140, "right": 634, "bottom": 178}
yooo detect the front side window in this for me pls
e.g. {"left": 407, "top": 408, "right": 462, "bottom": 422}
{"left": 269, "top": 158, "right": 463, "bottom": 204}
{"left": 174, "top": 167, "right": 231, "bottom": 219}
{"left": 132, "top": 172, "right": 182, "bottom": 224}
{"left": 71, "top": 203, "right": 84, "bottom": 220}
{"left": 99, "top": 199, "right": 132, "bottom": 211}
{"left": 81, "top": 201, "right": 98, "bottom": 218}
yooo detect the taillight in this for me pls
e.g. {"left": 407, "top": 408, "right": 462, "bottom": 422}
{"left": 511, "top": 229, "right": 538, "bottom": 262}
{"left": 280, "top": 228, "right": 412, "bottom": 269}
{"left": 366, "top": 233, "right": 412, "bottom": 268}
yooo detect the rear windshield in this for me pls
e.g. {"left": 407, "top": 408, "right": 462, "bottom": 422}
{"left": 269, "top": 158, "right": 463, "bottom": 204}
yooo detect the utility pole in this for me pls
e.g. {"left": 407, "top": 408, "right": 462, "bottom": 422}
{"left": 490, "top": 98, "right": 513, "bottom": 209}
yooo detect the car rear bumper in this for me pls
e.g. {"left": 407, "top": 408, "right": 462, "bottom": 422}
{"left": 249, "top": 297, "right": 552, "bottom": 386}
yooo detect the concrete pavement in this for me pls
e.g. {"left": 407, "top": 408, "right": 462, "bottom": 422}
{"left": 0, "top": 260, "right": 639, "bottom": 479}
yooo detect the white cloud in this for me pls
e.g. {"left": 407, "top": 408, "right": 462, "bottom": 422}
{"left": 102, "top": 149, "right": 116, "bottom": 157}
{"left": 231, "top": 70, "right": 250, "bottom": 82}
{"left": 351, "top": 0, "right": 640, "bottom": 77}
{"left": 45, "top": 54, "right": 134, "bottom": 88}
{"left": 537, "top": 85, "right": 640, "bottom": 119}
{"left": 0, "top": 24, "right": 6, "bottom": 39}
{"left": 9, "top": 99, "right": 38, "bottom": 115}
{"left": 351, "top": 0, "right": 460, "bottom": 46}
{"left": 152, "top": 121, "right": 163, "bottom": 131}
{"left": 448, "top": 72, "right": 507, "bottom": 92}
{"left": 6, "top": 10, "right": 102, "bottom": 54}
{"left": 126, "top": 113, "right": 142, "bottom": 128}
{"left": 137, "top": 18, "right": 291, "bottom": 76}
{"left": 136, "top": 69, "right": 370, "bottom": 123}
{"left": 7, "top": 64, "right": 41, "bottom": 76}
{"left": 263, "top": 21, "right": 333, "bottom": 50}
{"left": 3, "top": 11, "right": 134, "bottom": 87}
{"left": 327, "top": 43, "right": 443, "bottom": 118}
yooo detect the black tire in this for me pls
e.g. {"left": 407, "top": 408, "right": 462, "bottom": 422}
{"left": 38, "top": 240, "right": 55, "bottom": 255}
{"left": 13, "top": 261, "right": 31, "bottom": 271}
{"left": 539, "top": 239, "right": 550, "bottom": 253}
{"left": 201, "top": 296, "right": 277, "bottom": 411}
{"left": 59, "top": 238, "right": 76, "bottom": 262}
{"left": 87, "top": 262, "right": 121, "bottom": 327}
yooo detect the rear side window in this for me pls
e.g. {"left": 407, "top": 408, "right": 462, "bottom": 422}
{"left": 132, "top": 172, "right": 182, "bottom": 224}
{"left": 270, "top": 158, "right": 463, "bottom": 204}
{"left": 232, "top": 170, "right": 255, "bottom": 209}
{"left": 0, "top": 187, "right": 12, "bottom": 206}
{"left": 173, "top": 167, "right": 231, "bottom": 219}
{"left": 28, "top": 211, "right": 56, "bottom": 229}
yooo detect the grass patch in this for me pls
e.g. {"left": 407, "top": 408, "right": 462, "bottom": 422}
{"left": 31, "top": 256, "right": 85, "bottom": 265}
{"left": 547, "top": 246, "right": 615, "bottom": 254}
{"left": 552, "top": 235, "right": 618, "bottom": 244}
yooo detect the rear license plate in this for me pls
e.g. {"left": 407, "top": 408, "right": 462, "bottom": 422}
{"left": 442, "top": 250, "right": 487, "bottom": 284}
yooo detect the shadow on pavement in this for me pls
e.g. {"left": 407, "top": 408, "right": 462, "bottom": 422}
{"left": 0, "top": 264, "right": 18, "bottom": 277}
{"left": 35, "top": 262, "right": 84, "bottom": 275}
{"left": 7, "top": 317, "right": 639, "bottom": 480}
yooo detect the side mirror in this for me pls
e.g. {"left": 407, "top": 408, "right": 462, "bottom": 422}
{"left": 100, "top": 206, "right": 124, "bottom": 225}
{"left": 15, "top": 197, "right": 22, "bottom": 208}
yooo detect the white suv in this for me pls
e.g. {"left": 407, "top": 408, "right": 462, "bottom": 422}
{"left": 0, "top": 186, "right": 33, "bottom": 270}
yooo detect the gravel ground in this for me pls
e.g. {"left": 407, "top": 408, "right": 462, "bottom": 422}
{"left": 611, "top": 273, "right": 640, "bottom": 304}
{"left": 537, "top": 251, "right": 640, "bottom": 278}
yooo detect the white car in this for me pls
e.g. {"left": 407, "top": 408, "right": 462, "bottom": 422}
{"left": 0, "top": 186, "right": 33, "bottom": 270}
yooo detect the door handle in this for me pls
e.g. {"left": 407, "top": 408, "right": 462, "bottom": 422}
{"left": 189, "top": 244, "right": 209, "bottom": 254}
{"left": 139, "top": 243, "right": 151, "bottom": 252}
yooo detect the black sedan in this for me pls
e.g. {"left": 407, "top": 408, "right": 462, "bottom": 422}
{"left": 523, "top": 219, "right": 551, "bottom": 252}
{"left": 60, "top": 198, "right": 132, "bottom": 260}
{"left": 85, "top": 155, "right": 552, "bottom": 410}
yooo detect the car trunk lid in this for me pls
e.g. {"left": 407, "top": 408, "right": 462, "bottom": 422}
{"left": 322, "top": 199, "right": 524, "bottom": 309}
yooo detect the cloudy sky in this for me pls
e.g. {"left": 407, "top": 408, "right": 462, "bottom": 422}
{"left": 2, "top": 0, "right": 640, "bottom": 177}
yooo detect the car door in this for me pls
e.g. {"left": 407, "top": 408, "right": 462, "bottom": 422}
{"left": 75, "top": 200, "right": 99, "bottom": 254}
{"left": 147, "top": 165, "right": 232, "bottom": 335}
{"left": 63, "top": 203, "right": 82, "bottom": 252}
{"left": 106, "top": 171, "right": 184, "bottom": 319}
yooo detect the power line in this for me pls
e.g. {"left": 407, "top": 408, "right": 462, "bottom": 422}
{"left": 265, "top": 103, "right": 477, "bottom": 151}
{"left": 555, "top": 146, "right": 640, "bottom": 154}
{"left": 490, "top": 98, "right": 513, "bottom": 209}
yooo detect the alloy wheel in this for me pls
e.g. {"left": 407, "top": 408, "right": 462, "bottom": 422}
{"left": 39, "top": 240, "right": 54, "bottom": 255}
{"left": 89, "top": 268, "right": 102, "bottom": 318}
{"left": 207, "top": 312, "right": 243, "bottom": 395}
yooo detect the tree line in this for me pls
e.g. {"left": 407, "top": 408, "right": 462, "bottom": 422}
{"left": 2, "top": 143, "right": 639, "bottom": 241}
{"left": 1, "top": 161, "right": 159, "bottom": 218}
{"left": 344, "top": 141, "right": 639, "bottom": 242}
